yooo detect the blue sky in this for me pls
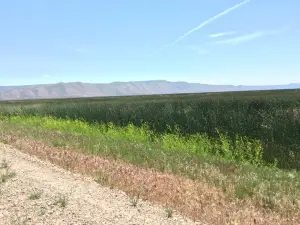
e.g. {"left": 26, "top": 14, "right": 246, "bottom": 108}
{"left": 0, "top": 0, "right": 299, "bottom": 86}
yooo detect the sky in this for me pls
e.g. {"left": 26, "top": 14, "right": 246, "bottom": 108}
{"left": 0, "top": 0, "right": 300, "bottom": 86}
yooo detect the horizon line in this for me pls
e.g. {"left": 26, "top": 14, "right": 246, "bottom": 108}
{"left": 1, "top": 80, "right": 299, "bottom": 87}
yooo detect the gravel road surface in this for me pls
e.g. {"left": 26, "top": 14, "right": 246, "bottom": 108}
{"left": 0, "top": 143, "right": 199, "bottom": 225}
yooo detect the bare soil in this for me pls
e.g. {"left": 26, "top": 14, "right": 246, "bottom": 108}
{"left": 0, "top": 143, "right": 198, "bottom": 225}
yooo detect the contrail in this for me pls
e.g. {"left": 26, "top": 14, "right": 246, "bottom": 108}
{"left": 163, "top": 0, "right": 251, "bottom": 48}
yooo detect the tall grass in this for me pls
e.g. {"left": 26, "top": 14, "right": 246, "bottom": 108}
{"left": 0, "top": 89, "right": 300, "bottom": 169}
{"left": 1, "top": 115, "right": 299, "bottom": 213}
{"left": 3, "top": 115, "right": 267, "bottom": 167}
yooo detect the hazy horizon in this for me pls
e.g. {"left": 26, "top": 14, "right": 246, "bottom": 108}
{"left": 1, "top": 80, "right": 300, "bottom": 88}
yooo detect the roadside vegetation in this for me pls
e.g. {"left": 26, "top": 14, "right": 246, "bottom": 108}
{"left": 1, "top": 89, "right": 300, "bottom": 170}
{"left": 0, "top": 158, "right": 16, "bottom": 184}
{"left": 0, "top": 89, "right": 300, "bottom": 222}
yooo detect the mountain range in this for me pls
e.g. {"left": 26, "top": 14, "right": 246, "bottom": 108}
{"left": 0, "top": 80, "right": 300, "bottom": 100}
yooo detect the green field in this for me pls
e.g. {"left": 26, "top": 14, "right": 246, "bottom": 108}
{"left": 1, "top": 89, "right": 300, "bottom": 213}
{"left": 1, "top": 89, "right": 300, "bottom": 170}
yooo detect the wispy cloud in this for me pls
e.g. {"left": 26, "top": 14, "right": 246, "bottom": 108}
{"left": 209, "top": 31, "right": 237, "bottom": 38}
{"left": 162, "top": 0, "right": 251, "bottom": 49}
{"left": 214, "top": 30, "right": 276, "bottom": 45}
{"left": 43, "top": 74, "right": 50, "bottom": 78}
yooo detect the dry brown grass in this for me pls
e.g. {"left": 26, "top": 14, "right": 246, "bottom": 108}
{"left": 1, "top": 133, "right": 300, "bottom": 225}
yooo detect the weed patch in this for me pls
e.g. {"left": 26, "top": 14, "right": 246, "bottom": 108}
{"left": 165, "top": 207, "right": 173, "bottom": 218}
{"left": 130, "top": 195, "right": 139, "bottom": 207}
{"left": 0, "top": 171, "right": 16, "bottom": 183}
{"left": 54, "top": 195, "right": 68, "bottom": 208}
{"left": 28, "top": 189, "right": 42, "bottom": 200}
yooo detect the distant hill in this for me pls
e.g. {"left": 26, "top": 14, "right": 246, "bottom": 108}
{"left": 0, "top": 85, "right": 26, "bottom": 91}
{"left": 0, "top": 80, "right": 300, "bottom": 100}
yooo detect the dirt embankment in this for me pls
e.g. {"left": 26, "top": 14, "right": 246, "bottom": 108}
{"left": 0, "top": 144, "right": 198, "bottom": 225}
{"left": 1, "top": 135, "right": 299, "bottom": 225}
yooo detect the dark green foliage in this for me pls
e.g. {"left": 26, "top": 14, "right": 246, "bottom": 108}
{"left": 1, "top": 89, "right": 300, "bottom": 170}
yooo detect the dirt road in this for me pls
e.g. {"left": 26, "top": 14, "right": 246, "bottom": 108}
{"left": 0, "top": 143, "right": 199, "bottom": 225}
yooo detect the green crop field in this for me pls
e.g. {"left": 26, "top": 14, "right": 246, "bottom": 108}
{"left": 1, "top": 88, "right": 300, "bottom": 214}
{"left": 1, "top": 89, "right": 300, "bottom": 170}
